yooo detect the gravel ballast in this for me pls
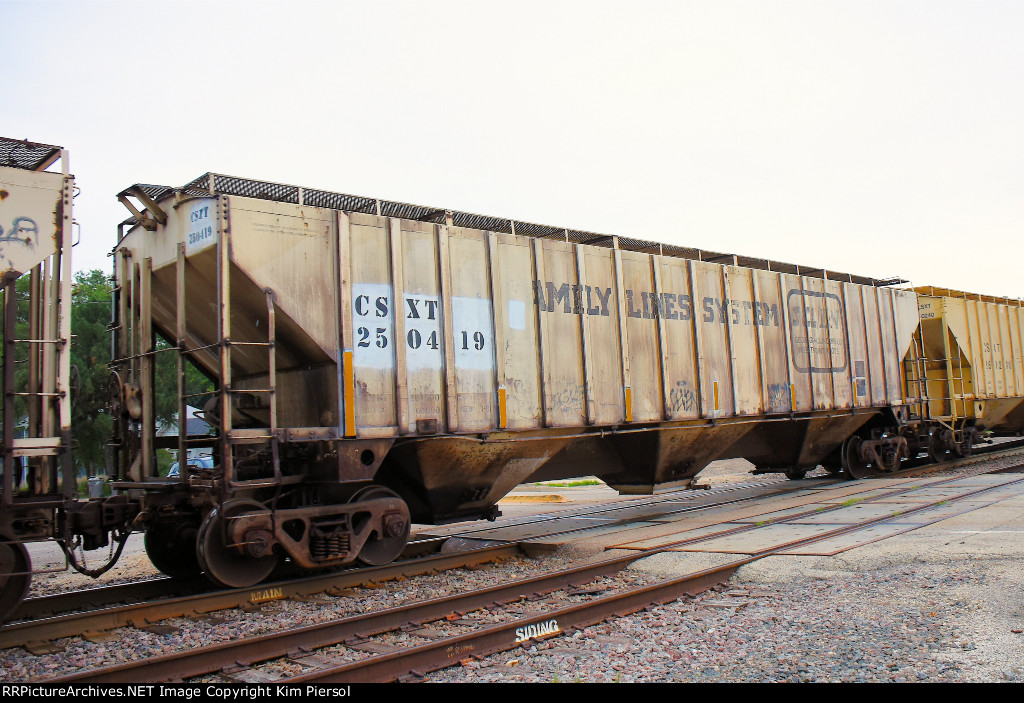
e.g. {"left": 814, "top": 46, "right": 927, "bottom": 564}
{"left": 3, "top": 453, "right": 1023, "bottom": 683}
{"left": 424, "top": 462, "right": 1024, "bottom": 682}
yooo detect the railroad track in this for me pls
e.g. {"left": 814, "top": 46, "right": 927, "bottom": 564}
{"left": 42, "top": 456, "right": 1024, "bottom": 683}
{"left": 0, "top": 541, "right": 519, "bottom": 652}
{"left": 0, "top": 475, "right": 804, "bottom": 649}
{"left": 9, "top": 537, "right": 450, "bottom": 624}
{"left": 5, "top": 440, "right": 1022, "bottom": 660}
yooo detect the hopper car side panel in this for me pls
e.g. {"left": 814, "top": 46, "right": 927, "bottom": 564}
{"left": 320, "top": 205, "right": 918, "bottom": 443}
{"left": 114, "top": 192, "right": 920, "bottom": 456}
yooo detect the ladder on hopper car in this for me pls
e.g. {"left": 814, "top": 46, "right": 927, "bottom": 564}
{"left": 905, "top": 320, "right": 969, "bottom": 446}
{"left": 218, "top": 289, "right": 282, "bottom": 490}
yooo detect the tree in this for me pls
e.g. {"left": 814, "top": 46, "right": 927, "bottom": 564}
{"left": 69, "top": 270, "right": 114, "bottom": 474}
{"left": 71, "top": 270, "right": 213, "bottom": 474}
{"left": 1, "top": 269, "right": 215, "bottom": 476}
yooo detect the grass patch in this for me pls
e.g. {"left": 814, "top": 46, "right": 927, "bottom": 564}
{"left": 840, "top": 497, "right": 864, "bottom": 507}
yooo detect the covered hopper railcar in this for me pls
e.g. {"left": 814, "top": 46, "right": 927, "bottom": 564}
{"left": 905, "top": 288, "right": 1024, "bottom": 453}
{"left": 110, "top": 173, "right": 931, "bottom": 589}
{"left": 0, "top": 138, "right": 136, "bottom": 621}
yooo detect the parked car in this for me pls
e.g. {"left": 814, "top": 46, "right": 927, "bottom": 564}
{"left": 167, "top": 455, "right": 214, "bottom": 477}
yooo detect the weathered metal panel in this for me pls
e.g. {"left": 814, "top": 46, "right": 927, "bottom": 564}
{"left": 348, "top": 213, "right": 398, "bottom": 432}
{"left": 893, "top": 289, "right": 921, "bottom": 364}
{"left": 397, "top": 220, "right": 445, "bottom": 435}
{"left": 755, "top": 270, "right": 789, "bottom": 414}
{"left": 798, "top": 276, "right": 837, "bottom": 410}
{"left": 842, "top": 282, "right": 869, "bottom": 408}
{"left": 581, "top": 247, "right": 624, "bottom": 425}
{"left": 726, "top": 266, "right": 762, "bottom": 415}
{"left": 0, "top": 166, "right": 62, "bottom": 280}
{"left": 1013, "top": 308, "right": 1024, "bottom": 395}
{"left": 784, "top": 274, "right": 813, "bottom": 411}
{"left": 996, "top": 303, "right": 1013, "bottom": 396}
{"left": 967, "top": 300, "right": 991, "bottom": 397}
{"left": 229, "top": 198, "right": 339, "bottom": 360}
{"left": 493, "top": 234, "right": 542, "bottom": 429}
{"left": 825, "top": 279, "right": 852, "bottom": 409}
{"left": 693, "top": 261, "right": 733, "bottom": 417}
{"left": 659, "top": 258, "right": 699, "bottom": 420}
{"left": 621, "top": 251, "right": 662, "bottom": 422}
{"left": 535, "top": 239, "right": 586, "bottom": 427}
{"left": 447, "top": 228, "right": 496, "bottom": 431}
{"left": 861, "top": 287, "right": 886, "bottom": 406}
{"left": 877, "top": 289, "right": 901, "bottom": 403}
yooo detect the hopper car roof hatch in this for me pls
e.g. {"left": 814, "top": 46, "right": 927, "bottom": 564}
{"left": 0, "top": 136, "right": 63, "bottom": 172}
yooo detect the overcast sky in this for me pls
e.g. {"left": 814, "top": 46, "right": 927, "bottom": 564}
{"left": 6, "top": 0, "right": 1023, "bottom": 297}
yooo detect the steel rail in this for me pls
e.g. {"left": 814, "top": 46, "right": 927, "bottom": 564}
{"left": 0, "top": 543, "right": 519, "bottom": 651}
{"left": 11, "top": 538, "right": 448, "bottom": 623}
{"left": 50, "top": 465, "right": 1024, "bottom": 683}
{"left": 281, "top": 469, "right": 1024, "bottom": 683}
{"left": 12, "top": 577, "right": 211, "bottom": 622}
{"left": 51, "top": 544, "right": 644, "bottom": 683}
{"left": 287, "top": 562, "right": 743, "bottom": 684}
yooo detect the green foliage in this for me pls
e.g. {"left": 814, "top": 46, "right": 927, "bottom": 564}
{"left": 156, "top": 448, "right": 175, "bottom": 477}
{"left": 70, "top": 269, "right": 115, "bottom": 474}
{"left": 0, "top": 269, "right": 214, "bottom": 477}
{"left": 153, "top": 335, "right": 214, "bottom": 426}
{"left": 68, "top": 271, "right": 211, "bottom": 473}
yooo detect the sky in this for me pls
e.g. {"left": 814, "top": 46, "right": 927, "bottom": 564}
{"left": 6, "top": 0, "right": 1023, "bottom": 297}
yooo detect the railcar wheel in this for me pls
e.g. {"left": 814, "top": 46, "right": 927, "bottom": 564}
{"left": 841, "top": 436, "right": 874, "bottom": 480}
{"left": 197, "top": 501, "right": 279, "bottom": 589}
{"left": 0, "top": 539, "right": 31, "bottom": 623}
{"left": 926, "top": 431, "right": 947, "bottom": 464}
{"left": 145, "top": 524, "right": 202, "bottom": 579}
{"left": 349, "top": 486, "right": 410, "bottom": 567}
{"left": 951, "top": 430, "right": 974, "bottom": 458}
{"left": 784, "top": 467, "right": 807, "bottom": 480}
